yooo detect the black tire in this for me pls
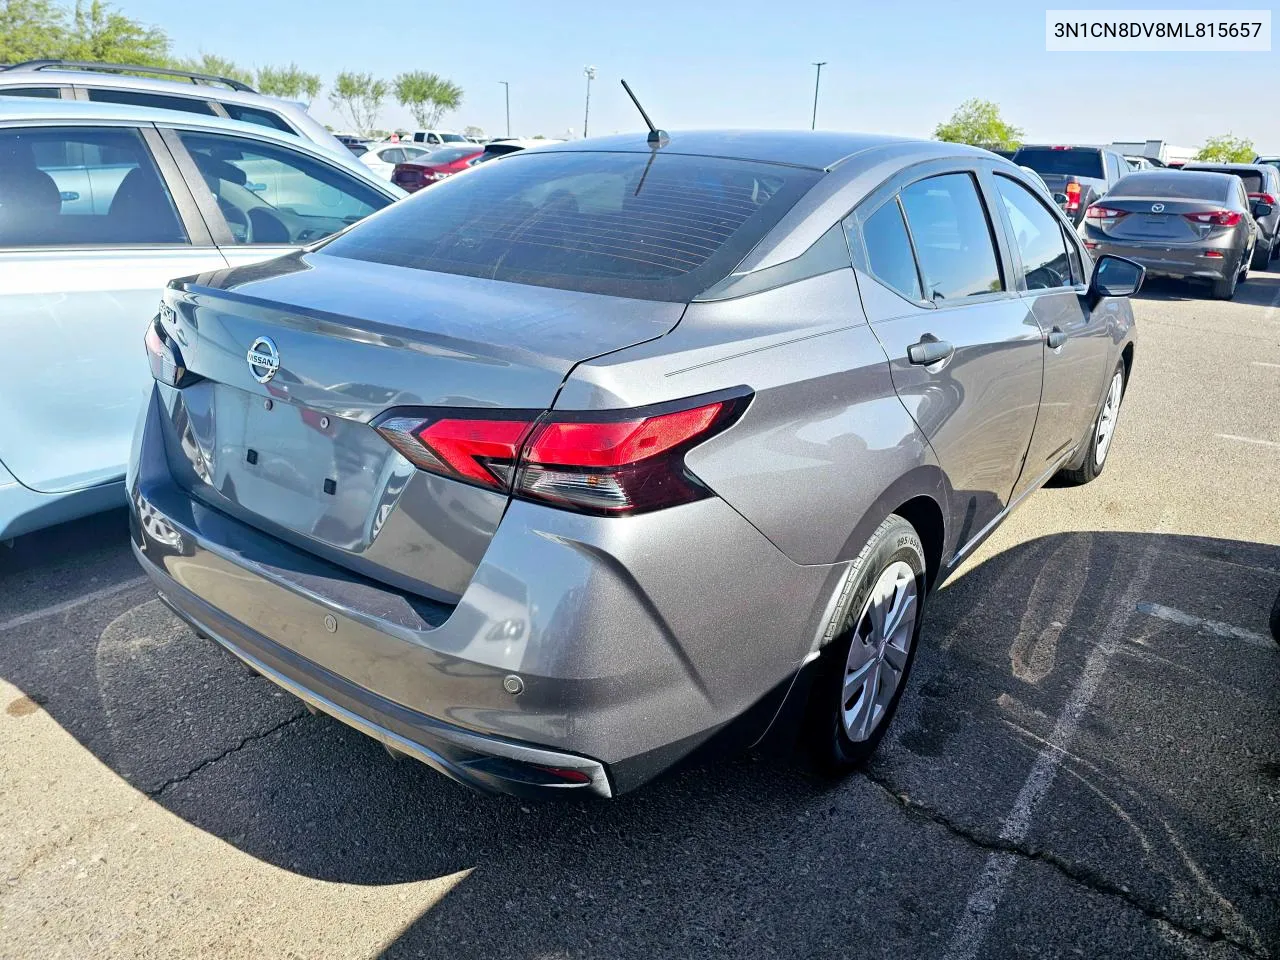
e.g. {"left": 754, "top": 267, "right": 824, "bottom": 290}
{"left": 1058, "top": 360, "right": 1125, "bottom": 486}
{"left": 1270, "top": 589, "right": 1280, "bottom": 643}
{"left": 804, "top": 514, "right": 926, "bottom": 775}
{"left": 1211, "top": 268, "right": 1238, "bottom": 300}
{"left": 1251, "top": 239, "right": 1271, "bottom": 271}
{"left": 1270, "top": 237, "right": 1279, "bottom": 262}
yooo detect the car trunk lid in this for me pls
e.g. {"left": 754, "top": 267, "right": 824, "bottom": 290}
{"left": 1091, "top": 198, "right": 1227, "bottom": 243}
{"left": 159, "top": 251, "right": 682, "bottom": 601}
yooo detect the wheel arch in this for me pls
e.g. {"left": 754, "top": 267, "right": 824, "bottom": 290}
{"left": 835, "top": 464, "right": 950, "bottom": 593}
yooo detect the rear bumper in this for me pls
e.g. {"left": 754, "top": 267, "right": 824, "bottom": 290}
{"left": 129, "top": 386, "right": 839, "bottom": 795}
{"left": 1083, "top": 238, "right": 1239, "bottom": 281}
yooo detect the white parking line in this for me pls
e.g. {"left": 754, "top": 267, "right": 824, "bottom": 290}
{"left": 0, "top": 576, "right": 148, "bottom": 633}
{"left": 1215, "top": 433, "right": 1280, "bottom": 448}
{"left": 1135, "top": 601, "right": 1273, "bottom": 649}
{"left": 942, "top": 539, "right": 1160, "bottom": 960}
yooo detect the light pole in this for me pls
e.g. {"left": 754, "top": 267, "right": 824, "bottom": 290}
{"left": 811, "top": 61, "right": 827, "bottom": 130}
{"left": 583, "top": 65, "right": 596, "bottom": 139}
{"left": 498, "top": 80, "right": 510, "bottom": 137}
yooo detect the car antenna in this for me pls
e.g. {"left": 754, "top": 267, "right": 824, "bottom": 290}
{"left": 620, "top": 79, "right": 668, "bottom": 147}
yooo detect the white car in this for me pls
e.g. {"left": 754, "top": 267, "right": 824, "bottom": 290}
{"left": 410, "top": 130, "right": 469, "bottom": 146}
{"left": 360, "top": 142, "right": 433, "bottom": 180}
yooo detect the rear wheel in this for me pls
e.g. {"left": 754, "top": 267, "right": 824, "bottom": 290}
{"left": 1058, "top": 360, "right": 1125, "bottom": 485}
{"left": 804, "top": 515, "right": 926, "bottom": 774}
{"left": 1251, "top": 238, "right": 1272, "bottom": 271}
{"left": 1211, "top": 268, "right": 1238, "bottom": 300}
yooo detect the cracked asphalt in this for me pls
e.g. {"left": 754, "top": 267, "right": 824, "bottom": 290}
{"left": 1, "top": 272, "right": 1278, "bottom": 959}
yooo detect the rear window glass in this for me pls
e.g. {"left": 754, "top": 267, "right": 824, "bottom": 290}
{"left": 323, "top": 150, "right": 822, "bottom": 301}
{"left": 1186, "top": 167, "right": 1264, "bottom": 193}
{"left": 1112, "top": 172, "right": 1231, "bottom": 201}
{"left": 222, "top": 103, "right": 295, "bottom": 134}
{"left": 421, "top": 146, "right": 479, "bottom": 164}
{"left": 0, "top": 86, "right": 62, "bottom": 98}
{"left": 1012, "top": 148, "right": 1104, "bottom": 179}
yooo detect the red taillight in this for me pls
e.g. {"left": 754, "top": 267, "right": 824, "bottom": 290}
{"left": 145, "top": 313, "right": 196, "bottom": 387}
{"left": 374, "top": 392, "right": 750, "bottom": 515}
{"left": 1084, "top": 204, "right": 1128, "bottom": 221}
{"left": 1249, "top": 192, "right": 1277, "bottom": 204}
{"left": 1082, "top": 240, "right": 1100, "bottom": 249}
{"left": 1065, "top": 181, "right": 1082, "bottom": 210}
{"left": 1203, "top": 251, "right": 1224, "bottom": 258}
{"left": 1183, "top": 209, "right": 1241, "bottom": 227}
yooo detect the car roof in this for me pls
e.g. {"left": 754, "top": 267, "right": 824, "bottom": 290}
{"left": 537, "top": 130, "right": 961, "bottom": 171}
{"left": 0, "top": 64, "right": 280, "bottom": 107}
{"left": 0, "top": 96, "right": 386, "bottom": 177}
{"left": 1182, "top": 161, "right": 1271, "bottom": 172}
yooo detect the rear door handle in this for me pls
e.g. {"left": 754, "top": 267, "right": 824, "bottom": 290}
{"left": 1047, "top": 327, "right": 1068, "bottom": 349}
{"left": 907, "top": 337, "right": 954, "bottom": 366}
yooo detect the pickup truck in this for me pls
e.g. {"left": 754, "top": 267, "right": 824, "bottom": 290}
{"left": 1010, "top": 145, "right": 1131, "bottom": 225}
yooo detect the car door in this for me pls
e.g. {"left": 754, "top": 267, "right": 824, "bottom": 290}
{"left": 990, "top": 171, "right": 1115, "bottom": 493}
{"left": 363, "top": 146, "right": 401, "bottom": 180}
{"left": 160, "top": 126, "right": 397, "bottom": 269}
{"left": 0, "top": 122, "right": 227, "bottom": 494}
{"left": 848, "top": 160, "right": 1044, "bottom": 559}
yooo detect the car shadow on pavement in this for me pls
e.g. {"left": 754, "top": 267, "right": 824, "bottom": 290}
{"left": 1136, "top": 272, "right": 1280, "bottom": 307}
{"left": 1, "top": 515, "right": 1278, "bottom": 957}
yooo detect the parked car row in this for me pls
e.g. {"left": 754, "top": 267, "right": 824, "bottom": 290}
{"left": 1012, "top": 143, "right": 1278, "bottom": 299}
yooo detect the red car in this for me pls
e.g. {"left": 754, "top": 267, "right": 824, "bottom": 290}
{"left": 391, "top": 145, "right": 482, "bottom": 192}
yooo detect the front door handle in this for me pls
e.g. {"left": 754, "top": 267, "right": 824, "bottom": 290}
{"left": 1047, "top": 327, "right": 1068, "bottom": 349}
{"left": 907, "top": 337, "right": 955, "bottom": 366}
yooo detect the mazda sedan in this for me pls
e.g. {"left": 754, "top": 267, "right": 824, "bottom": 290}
{"left": 130, "top": 131, "right": 1141, "bottom": 797}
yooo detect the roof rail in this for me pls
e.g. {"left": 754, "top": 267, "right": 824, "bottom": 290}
{"left": 0, "top": 60, "right": 257, "bottom": 93}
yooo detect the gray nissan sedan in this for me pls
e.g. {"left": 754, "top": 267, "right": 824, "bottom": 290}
{"left": 130, "top": 131, "right": 1141, "bottom": 797}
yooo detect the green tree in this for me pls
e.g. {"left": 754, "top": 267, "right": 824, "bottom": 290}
{"left": 171, "top": 52, "right": 252, "bottom": 86}
{"left": 1196, "top": 134, "right": 1255, "bottom": 163}
{"left": 0, "top": 0, "right": 67, "bottom": 63}
{"left": 934, "top": 98, "right": 1023, "bottom": 151}
{"left": 62, "top": 0, "right": 169, "bottom": 65}
{"left": 393, "top": 70, "right": 463, "bottom": 129}
{"left": 257, "top": 62, "right": 322, "bottom": 106}
{"left": 329, "top": 71, "right": 387, "bottom": 135}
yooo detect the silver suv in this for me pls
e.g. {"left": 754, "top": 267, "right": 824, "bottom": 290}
{"left": 0, "top": 60, "right": 344, "bottom": 155}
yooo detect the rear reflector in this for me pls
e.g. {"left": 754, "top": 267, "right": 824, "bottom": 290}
{"left": 1183, "top": 209, "right": 1242, "bottom": 227}
{"left": 1202, "top": 250, "right": 1224, "bottom": 258}
{"left": 374, "top": 391, "right": 751, "bottom": 515}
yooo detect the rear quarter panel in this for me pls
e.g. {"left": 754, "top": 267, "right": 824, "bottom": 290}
{"left": 555, "top": 268, "right": 946, "bottom": 566}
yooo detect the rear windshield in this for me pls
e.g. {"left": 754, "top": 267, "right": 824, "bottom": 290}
{"left": 1011, "top": 148, "right": 1104, "bottom": 179}
{"left": 1186, "top": 167, "right": 1264, "bottom": 193}
{"left": 421, "top": 146, "right": 479, "bottom": 164}
{"left": 1111, "top": 172, "right": 1231, "bottom": 201}
{"left": 323, "top": 150, "right": 823, "bottom": 301}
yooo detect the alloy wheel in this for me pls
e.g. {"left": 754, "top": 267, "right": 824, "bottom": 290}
{"left": 1094, "top": 371, "right": 1123, "bottom": 466}
{"left": 840, "top": 560, "right": 918, "bottom": 742}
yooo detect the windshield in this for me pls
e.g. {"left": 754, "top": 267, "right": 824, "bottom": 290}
{"left": 1187, "top": 167, "right": 1264, "bottom": 193}
{"left": 1012, "top": 148, "right": 1104, "bottom": 179}
{"left": 323, "top": 150, "right": 822, "bottom": 302}
{"left": 440, "top": 133, "right": 467, "bottom": 143}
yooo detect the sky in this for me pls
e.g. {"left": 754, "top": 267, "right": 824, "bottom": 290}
{"left": 120, "top": 0, "right": 1278, "bottom": 152}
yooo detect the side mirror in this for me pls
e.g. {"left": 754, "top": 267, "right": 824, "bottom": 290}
{"left": 1087, "top": 254, "right": 1144, "bottom": 308}
{"left": 1253, "top": 202, "right": 1274, "bottom": 218}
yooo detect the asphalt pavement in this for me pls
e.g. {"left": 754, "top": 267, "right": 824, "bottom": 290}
{"left": 1, "top": 270, "right": 1277, "bottom": 959}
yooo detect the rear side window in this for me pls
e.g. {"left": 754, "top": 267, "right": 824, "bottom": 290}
{"left": 85, "top": 87, "right": 218, "bottom": 115}
{"left": 323, "top": 150, "right": 823, "bottom": 301}
{"left": 899, "top": 173, "right": 1003, "bottom": 300}
{"left": 994, "top": 175, "right": 1072, "bottom": 290}
{"left": 377, "top": 148, "right": 405, "bottom": 163}
{"left": 221, "top": 103, "right": 296, "bottom": 134}
{"left": 0, "top": 126, "right": 187, "bottom": 247}
{"left": 855, "top": 199, "right": 922, "bottom": 301}
{"left": 1012, "top": 148, "right": 1104, "bottom": 180}
{"left": 177, "top": 131, "right": 390, "bottom": 245}
{"left": 0, "top": 86, "right": 62, "bottom": 98}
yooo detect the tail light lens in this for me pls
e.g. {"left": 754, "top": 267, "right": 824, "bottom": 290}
{"left": 1249, "top": 192, "right": 1277, "bottom": 204}
{"left": 1183, "top": 209, "right": 1242, "bottom": 227}
{"left": 144, "top": 313, "right": 198, "bottom": 388}
{"left": 1084, "top": 205, "right": 1128, "bottom": 221}
{"left": 374, "top": 391, "right": 750, "bottom": 515}
{"left": 1064, "top": 181, "right": 1082, "bottom": 211}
